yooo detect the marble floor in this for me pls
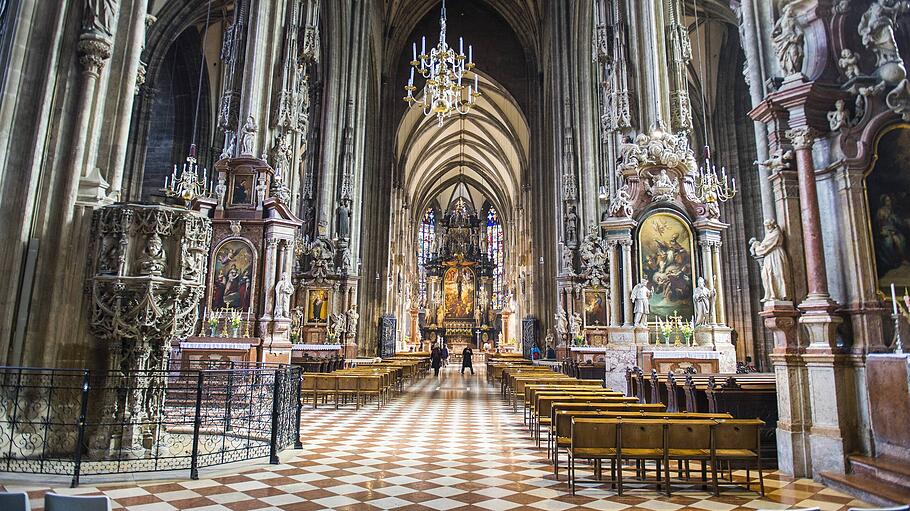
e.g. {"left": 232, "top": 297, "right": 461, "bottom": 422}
{"left": 1, "top": 365, "right": 870, "bottom": 510}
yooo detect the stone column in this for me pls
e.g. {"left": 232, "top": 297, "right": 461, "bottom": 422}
{"left": 620, "top": 239, "right": 634, "bottom": 326}
{"left": 712, "top": 242, "right": 727, "bottom": 325}
{"left": 608, "top": 240, "right": 621, "bottom": 325}
{"left": 699, "top": 240, "right": 715, "bottom": 323}
{"left": 260, "top": 237, "right": 279, "bottom": 321}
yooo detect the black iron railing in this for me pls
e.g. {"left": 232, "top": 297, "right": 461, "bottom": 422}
{"left": 0, "top": 365, "right": 302, "bottom": 486}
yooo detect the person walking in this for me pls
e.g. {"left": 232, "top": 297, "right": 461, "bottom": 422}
{"left": 431, "top": 346, "right": 442, "bottom": 377}
{"left": 461, "top": 346, "right": 474, "bottom": 375}
{"left": 442, "top": 344, "right": 449, "bottom": 367}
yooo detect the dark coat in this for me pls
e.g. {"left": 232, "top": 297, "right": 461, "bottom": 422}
{"left": 462, "top": 347, "right": 473, "bottom": 367}
{"left": 431, "top": 348, "right": 442, "bottom": 369}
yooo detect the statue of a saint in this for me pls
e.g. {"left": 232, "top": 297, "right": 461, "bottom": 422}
{"left": 436, "top": 302, "right": 445, "bottom": 326}
{"left": 570, "top": 312, "right": 583, "bottom": 339}
{"left": 772, "top": 5, "right": 804, "bottom": 76}
{"left": 555, "top": 310, "right": 568, "bottom": 337}
{"left": 335, "top": 204, "right": 351, "bottom": 240}
{"left": 345, "top": 305, "right": 359, "bottom": 341}
{"left": 693, "top": 277, "right": 717, "bottom": 326}
{"left": 274, "top": 273, "right": 295, "bottom": 318}
{"left": 859, "top": 0, "right": 910, "bottom": 67}
{"left": 83, "top": 0, "right": 118, "bottom": 37}
{"left": 630, "top": 279, "right": 652, "bottom": 326}
{"left": 562, "top": 244, "right": 575, "bottom": 275}
{"left": 565, "top": 205, "right": 579, "bottom": 247}
{"left": 240, "top": 115, "right": 257, "bottom": 155}
{"left": 474, "top": 305, "right": 482, "bottom": 326}
{"left": 329, "top": 313, "right": 345, "bottom": 342}
{"left": 749, "top": 219, "right": 793, "bottom": 302}
{"left": 136, "top": 233, "right": 166, "bottom": 276}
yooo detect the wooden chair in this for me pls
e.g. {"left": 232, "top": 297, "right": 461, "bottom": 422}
{"left": 711, "top": 418, "right": 765, "bottom": 496}
{"left": 359, "top": 375, "right": 383, "bottom": 409}
{"left": 618, "top": 419, "right": 669, "bottom": 495}
{"left": 336, "top": 375, "right": 360, "bottom": 409}
{"left": 314, "top": 374, "right": 337, "bottom": 409}
{"left": 45, "top": 494, "right": 111, "bottom": 511}
{"left": 568, "top": 419, "right": 620, "bottom": 495}
{"left": 0, "top": 492, "right": 30, "bottom": 511}
{"left": 300, "top": 373, "right": 318, "bottom": 407}
{"left": 666, "top": 420, "right": 715, "bottom": 494}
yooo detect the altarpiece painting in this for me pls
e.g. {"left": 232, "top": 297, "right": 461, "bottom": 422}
{"left": 443, "top": 266, "right": 475, "bottom": 319}
{"left": 582, "top": 288, "right": 608, "bottom": 328}
{"left": 305, "top": 288, "right": 330, "bottom": 325}
{"left": 868, "top": 127, "right": 910, "bottom": 290}
{"left": 638, "top": 211, "right": 694, "bottom": 320}
{"left": 211, "top": 239, "right": 255, "bottom": 310}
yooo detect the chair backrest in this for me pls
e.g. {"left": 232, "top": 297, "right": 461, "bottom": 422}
{"left": 301, "top": 374, "right": 317, "bottom": 390}
{"left": 620, "top": 419, "right": 666, "bottom": 450}
{"left": 667, "top": 420, "right": 713, "bottom": 450}
{"left": 571, "top": 419, "right": 619, "bottom": 450}
{"left": 45, "top": 493, "right": 112, "bottom": 511}
{"left": 315, "top": 374, "right": 337, "bottom": 391}
{"left": 847, "top": 507, "right": 910, "bottom": 511}
{"left": 713, "top": 419, "right": 763, "bottom": 451}
{"left": 0, "top": 492, "right": 30, "bottom": 511}
{"left": 336, "top": 375, "right": 359, "bottom": 391}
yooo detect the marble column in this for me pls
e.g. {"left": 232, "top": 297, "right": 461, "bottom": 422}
{"left": 608, "top": 240, "right": 621, "bottom": 325}
{"left": 712, "top": 242, "right": 727, "bottom": 325}
{"left": 620, "top": 239, "right": 634, "bottom": 327}
{"left": 699, "top": 240, "right": 716, "bottom": 324}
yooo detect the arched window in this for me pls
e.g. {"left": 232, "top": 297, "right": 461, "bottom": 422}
{"left": 417, "top": 208, "right": 436, "bottom": 303}
{"left": 486, "top": 208, "right": 504, "bottom": 308}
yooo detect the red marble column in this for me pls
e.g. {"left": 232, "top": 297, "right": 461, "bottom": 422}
{"left": 787, "top": 127, "right": 829, "bottom": 301}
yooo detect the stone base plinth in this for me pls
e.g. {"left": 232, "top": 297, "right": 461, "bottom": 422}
{"left": 603, "top": 344, "right": 638, "bottom": 394}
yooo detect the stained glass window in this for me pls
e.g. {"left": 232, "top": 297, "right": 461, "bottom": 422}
{"left": 417, "top": 208, "right": 436, "bottom": 304}
{"left": 486, "top": 208, "right": 504, "bottom": 308}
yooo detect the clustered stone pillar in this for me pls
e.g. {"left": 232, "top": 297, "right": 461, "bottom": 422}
{"left": 608, "top": 240, "right": 621, "bottom": 326}
{"left": 620, "top": 239, "right": 634, "bottom": 326}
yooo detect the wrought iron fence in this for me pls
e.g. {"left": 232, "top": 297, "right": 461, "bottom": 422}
{"left": 0, "top": 364, "right": 302, "bottom": 487}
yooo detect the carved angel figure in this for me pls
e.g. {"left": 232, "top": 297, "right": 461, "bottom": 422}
{"left": 772, "top": 5, "right": 804, "bottom": 76}
{"left": 609, "top": 184, "right": 634, "bottom": 218}
{"left": 828, "top": 99, "right": 849, "bottom": 131}
{"left": 749, "top": 219, "right": 793, "bottom": 302}
{"left": 838, "top": 49, "right": 862, "bottom": 79}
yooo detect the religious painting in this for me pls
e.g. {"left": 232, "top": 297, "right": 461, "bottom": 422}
{"left": 443, "top": 266, "right": 475, "bottom": 319}
{"left": 868, "top": 127, "right": 910, "bottom": 291}
{"left": 582, "top": 289, "right": 608, "bottom": 328}
{"left": 211, "top": 239, "right": 255, "bottom": 311}
{"left": 231, "top": 174, "right": 254, "bottom": 205}
{"left": 637, "top": 211, "right": 694, "bottom": 320}
{"left": 305, "top": 288, "right": 330, "bottom": 325}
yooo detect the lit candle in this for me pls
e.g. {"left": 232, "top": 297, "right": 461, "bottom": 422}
{"left": 421, "top": 36, "right": 426, "bottom": 57}
{"left": 409, "top": 66, "right": 414, "bottom": 85}
{"left": 892, "top": 283, "right": 899, "bottom": 315}
{"left": 474, "top": 72, "right": 478, "bottom": 92}
{"left": 164, "top": 176, "right": 169, "bottom": 189}
{"left": 468, "top": 45, "right": 472, "bottom": 64}
{"left": 459, "top": 37, "right": 463, "bottom": 56}
{"left": 412, "top": 42, "right": 417, "bottom": 62}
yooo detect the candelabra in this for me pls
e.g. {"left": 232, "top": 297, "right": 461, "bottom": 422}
{"left": 163, "top": 145, "right": 211, "bottom": 204}
{"left": 690, "top": 146, "right": 737, "bottom": 205}
{"left": 404, "top": 0, "right": 479, "bottom": 126}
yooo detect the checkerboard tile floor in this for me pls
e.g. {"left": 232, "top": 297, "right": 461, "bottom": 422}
{"left": 1, "top": 365, "right": 870, "bottom": 510}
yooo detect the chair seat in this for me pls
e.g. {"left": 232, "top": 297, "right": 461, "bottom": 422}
{"left": 621, "top": 448, "right": 665, "bottom": 457}
{"left": 668, "top": 448, "right": 710, "bottom": 457}
{"left": 714, "top": 449, "right": 758, "bottom": 458}
{"left": 539, "top": 417, "right": 551, "bottom": 424}
{"left": 557, "top": 436, "right": 570, "bottom": 446}
{"left": 569, "top": 447, "right": 618, "bottom": 457}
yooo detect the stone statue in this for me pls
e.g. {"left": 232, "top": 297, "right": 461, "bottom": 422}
{"left": 345, "top": 305, "right": 359, "bottom": 341}
{"left": 609, "top": 184, "right": 634, "bottom": 218}
{"left": 562, "top": 244, "right": 575, "bottom": 275}
{"left": 335, "top": 203, "right": 351, "bottom": 239}
{"left": 693, "top": 277, "right": 717, "bottom": 326}
{"left": 274, "top": 272, "right": 295, "bottom": 318}
{"left": 240, "top": 116, "right": 257, "bottom": 155}
{"left": 83, "top": 0, "right": 118, "bottom": 37}
{"left": 564, "top": 205, "right": 579, "bottom": 247}
{"left": 772, "top": 4, "right": 804, "bottom": 76}
{"left": 838, "top": 49, "right": 862, "bottom": 79}
{"left": 221, "top": 132, "right": 236, "bottom": 160}
{"left": 630, "top": 280, "right": 652, "bottom": 326}
{"left": 329, "top": 313, "right": 345, "bottom": 341}
{"left": 555, "top": 310, "right": 568, "bottom": 337}
{"left": 649, "top": 169, "right": 679, "bottom": 203}
{"left": 136, "top": 233, "right": 166, "bottom": 276}
{"left": 474, "top": 305, "right": 482, "bottom": 326}
{"left": 570, "top": 312, "right": 583, "bottom": 339}
{"left": 859, "top": 0, "right": 910, "bottom": 68}
{"left": 749, "top": 219, "right": 793, "bottom": 302}
{"left": 828, "top": 99, "right": 849, "bottom": 131}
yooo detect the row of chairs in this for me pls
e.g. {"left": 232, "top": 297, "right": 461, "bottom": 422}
{"left": 0, "top": 493, "right": 111, "bottom": 511}
{"left": 301, "top": 357, "right": 428, "bottom": 409}
{"left": 566, "top": 417, "right": 765, "bottom": 496}
{"left": 501, "top": 367, "right": 770, "bottom": 498}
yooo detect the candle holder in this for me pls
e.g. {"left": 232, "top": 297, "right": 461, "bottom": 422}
{"left": 894, "top": 313, "right": 907, "bottom": 355}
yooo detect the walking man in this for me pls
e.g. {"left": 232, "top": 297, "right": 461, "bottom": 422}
{"left": 461, "top": 346, "right": 474, "bottom": 375}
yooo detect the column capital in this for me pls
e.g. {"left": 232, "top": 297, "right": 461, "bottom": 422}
{"left": 786, "top": 127, "right": 820, "bottom": 150}
{"left": 78, "top": 32, "right": 113, "bottom": 76}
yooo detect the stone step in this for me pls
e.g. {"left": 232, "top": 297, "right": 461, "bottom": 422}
{"left": 848, "top": 454, "right": 910, "bottom": 490}
{"left": 819, "top": 471, "right": 910, "bottom": 507}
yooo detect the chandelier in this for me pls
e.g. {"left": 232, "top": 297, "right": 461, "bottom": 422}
{"left": 690, "top": 146, "right": 737, "bottom": 204}
{"left": 404, "top": 0, "right": 479, "bottom": 126}
{"left": 163, "top": 144, "right": 211, "bottom": 204}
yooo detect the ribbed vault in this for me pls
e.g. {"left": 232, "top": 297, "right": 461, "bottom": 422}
{"left": 396, "top": 72, "right": 528, "bottom": 226}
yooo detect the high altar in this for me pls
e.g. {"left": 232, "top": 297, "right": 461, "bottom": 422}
{"left": 421, "top": 198, "right": 499, "bottom": 353}
{"left": 557, "top": 127, "right": 736, "bottom": 390}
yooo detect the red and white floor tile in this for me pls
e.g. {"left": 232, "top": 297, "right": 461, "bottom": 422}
{"left": 1, "top": 365, "right": 870, "bottom": 510}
